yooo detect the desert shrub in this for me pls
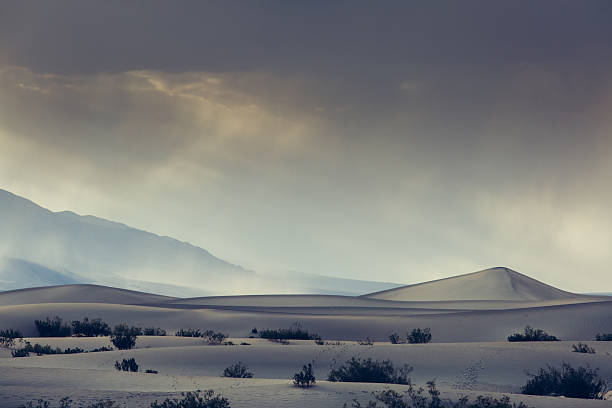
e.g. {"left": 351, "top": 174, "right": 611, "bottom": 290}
{"left": 240, "top": 342, "right": 250, "bottom": 346}
{"left": 328, "top": 357, "right": 412, "bottom": 384}
{"left": 203, "top": 330, "right": 227, "bottom": 345}
{"left": 293, "top": 363, "right": 316, "bottom": 388}
{"left": 222, "top": 361, "right": 253, "bottom": 378}
{"left": 90, "top": 346, "right": 114, "bottom": 352}
{"left": 18, "top": 397, "right": 117, "bottom": 408}
{"left": 507, "top": 326, "right": 559, "bottom": 342}
{"left": 0, "top": 328, "right": 23, "bottom": 339}
{"left": 71, "top": 317, "right": 111, "bottom": 337}
{"left": 572, "top": 343, "right": 595, "bottom": 354}
{"left": 259, "top": 322, "right": 319, "bottom": 340}
{"left": 389, "top": 332, "right": 402, "bottom": 344}
{"left": 143, "top": 327, "right": 167, "bottom": 336}
{"left": 114, "top": 358, "right": 139, "bottom": 372}
{"left": 358, "top": 338, "right": 374, "bottom": 346}
{"left": 521, "top": 362, "right": 606, "bottom": 399}
{"left": 150, "top": 390, "right": 230, "bottom": 408}
{"left": 345, "top": 381, "right": 530, "bottom": 408}
{"left": 12, "top": 347, "right": 30, "bottom": 357}
{"left": 146, "top": 369, "right": 159, "bottom": 374}
{"left": 595, "top": 333, "right": 612, "bottom": 341}
{"left": 175, "top": 328, "right": 202, "bottom": 337}
{"left": 110, "top": 324, "right": 140, "bottom": 350}
{"left": 13, "top": 342, "right": 62, "bottom": 356}
{"left": 34, "top": 316, "right": 72, "bottom": 337}
{"left": 64, "top": 347, "right": 85, "bottom": 354}
{"left": 407, "top": 328, "right": 432, "bottom": 344}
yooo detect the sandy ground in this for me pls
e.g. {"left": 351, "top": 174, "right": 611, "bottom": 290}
{"left": 0, "top": 338, "right": 611, "bottom": 407}
{"left": 0, "top": 275, "right": 610, "bottom": 407}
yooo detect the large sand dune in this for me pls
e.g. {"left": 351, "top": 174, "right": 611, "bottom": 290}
{"left": 363, "top": 267, "right": 588, "bottom": 301}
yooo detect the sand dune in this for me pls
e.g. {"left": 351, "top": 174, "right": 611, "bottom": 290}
{"left": 363, "top": 267, "right": 589, "bottom": 301}
{"left": 1, "top": 269, "right": 610, "bottom": 407}
{"left": 0, "top": 284, "right": 175, "bottom": 307}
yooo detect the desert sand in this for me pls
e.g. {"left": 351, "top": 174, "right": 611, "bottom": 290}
{"left": 0, "top": 267, "right": 610, "bottom": 407}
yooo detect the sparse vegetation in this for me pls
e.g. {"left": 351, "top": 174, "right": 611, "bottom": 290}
{"left": 358, "top": 338, "right": 374, "bottom": 346}
{"left": 175, "top": 328, "right": 203, "bottom": 337}
{"left": 19, "top": 397, "right": 117, "bottom": 408}
{"left": 34, "top": 316, "right": 72, "bottom": 337}
{"left": 150, "top": 390, "right": 230, "bottom": 408}
{"left": 145, "top": 369, "right": 159, "bottom": 374}
{"left": 521, "top": 362, "right": 606, "bottom": 399}
{"left": 0, "top": 328, "right": 23, "bottom": 339}
{"left": 203, "top": 330, "right": 227, "bottom": 345}
{"left": 407, "top": 328, "right": 432, "bottom": 344}
{"left": 63, "top": 347, "right": 85, "bottom": 354}
{"left": 389, "top": 332, "right": 402, "bottom": 344}
{"left": 328, "top": 357, "right": 412, "bottom": 384}
{"left": 222, "top": 361, "right": 253, "bottom": 378}
{"left": 344, "top": 381, "right": 530, "bottom": 408}
{"left": 293, "top": 363, "right": 316, "bottom": 388}
{"left": 143, "top": 327, "right": 167, "bottom": 336}
{"left": 12, "top": 341, "right": 62, "bottom": 356}
{"left": 71, "top": 317, "right": 111, "bottom": 337}
{"left": 507, "top": 326, "right": 559, "bottom": 342}
{"left": 90, "top": 346, "right": 114, "bottom": 352}
{"left": 572, "top": 343, "right": 595, "bottom": 354}
{"left": 259, "top": 322, "right": 319, "bottom": 341}
{"left": 595, "top": 333, "right": 612, "bottom": 341}
{"left": 114, "top": 358, "right": 139, "bottom": 372}
{"left": 110, "top": 324, "right": 140, "bottom": 350}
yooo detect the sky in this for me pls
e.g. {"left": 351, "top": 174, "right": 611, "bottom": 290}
{"left": 1, "top": 1, "right": 612, "bottom": 292}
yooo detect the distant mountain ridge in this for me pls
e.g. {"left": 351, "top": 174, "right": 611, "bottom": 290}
{"left": 363, "top": 267, "right": 586, "bottom": 301}
{"left": 0, "top": 189, "right": 402, "bottom": 296}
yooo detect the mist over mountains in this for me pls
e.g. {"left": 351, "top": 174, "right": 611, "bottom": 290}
{"left": 0, "top": 189, "right": 400, "bottom": 296}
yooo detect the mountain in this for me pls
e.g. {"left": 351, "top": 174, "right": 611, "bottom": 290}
{"left": 0, "top": 189, "right": 250, "bottom": 290}
{"left": 0, "top": 189, "right": 401, "bottom": 295}
{"left": 363, "top": 267, "right": 585, "bottom": 301}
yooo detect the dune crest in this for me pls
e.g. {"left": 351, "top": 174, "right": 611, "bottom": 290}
{"left": 363, "top": 267, "right": 585, "bottom": 301}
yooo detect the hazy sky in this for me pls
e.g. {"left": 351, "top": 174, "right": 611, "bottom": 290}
{"left": 1, "top": 1, "right": 612, "bottom": 292}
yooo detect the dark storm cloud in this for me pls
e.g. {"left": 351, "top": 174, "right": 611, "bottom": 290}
{"left": 2, "top": 1, "right": 612, "bottom": 76}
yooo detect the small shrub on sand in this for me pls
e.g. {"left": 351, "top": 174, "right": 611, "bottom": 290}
{"left": 358, "top": 338, "right": 374, "bottom": 346}
{"left": 63, "top": 347, "right": 85, "bottom": 354}
{"left": 34, "top": 316, "right": 72, "bottom": 337}
{"left": 345, "top": 381, "right": 530, "bottom": 408}
{"left": 150, "top": 390, "right": 230, "bottom": 408}
{"left": 389, "top": 332, "right": 402, "bottom": 344}
{"left": 407, "top": 328, "right": 432, "bottom": 344}
{"left": 203, "top": 330, "right": 227, "bottom": 345}
{"left": 71, "top": 317, "right": 111, "bottom": 337}
{"left": 572, "top": 343, "right": 595, "bottom": 354}
{"left": 175, "top": 328, "right": 202, "bottom": 337}
{"left": 114, "top": 358, "right": 139, "bottom": 372}
{"left": 328, "top": 357, "right": 412, "bottom": 384}
{"left": 90, "top": 346, "right": 114, "bottom": 352}
{"left": 507, "top": 326, "right": 559, "bottom": 342}
{"left": 222, "top": 361, "right": 253, "bottom": 378}
{"left": 293, "top": 363, "right": 316, "bottom": 388}
{"left": 110, "top": 324, "right": 140, "bottom": 350}
{"left": 521, "top": 362, "right": 606, "bottom": 399}
{"left": 595, "top": 333, "right": 612, "bottom": 341}
{"left": 143, "top": 327, "right": 167, "bottom": 336}
{"left": 0, "top": 328, "right": 23, "bottom": 339}
{"left": 259, "top": 322, "right": 319, "bottom": 341}
{"left": 19, "top": 397, "right": 117, "bottom": 408}
{"left": 145, "top": 369, "right": 159, "bottom": 374}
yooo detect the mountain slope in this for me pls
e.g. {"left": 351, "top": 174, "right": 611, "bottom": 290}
{"left": 0, "top": 189, "right": 402, "bottom": 296}
{"left": 0, "top": 189, "right": 250, "bottom": 289}
{"left": 363, "top": 267, "right": 586, "bottom": 301}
